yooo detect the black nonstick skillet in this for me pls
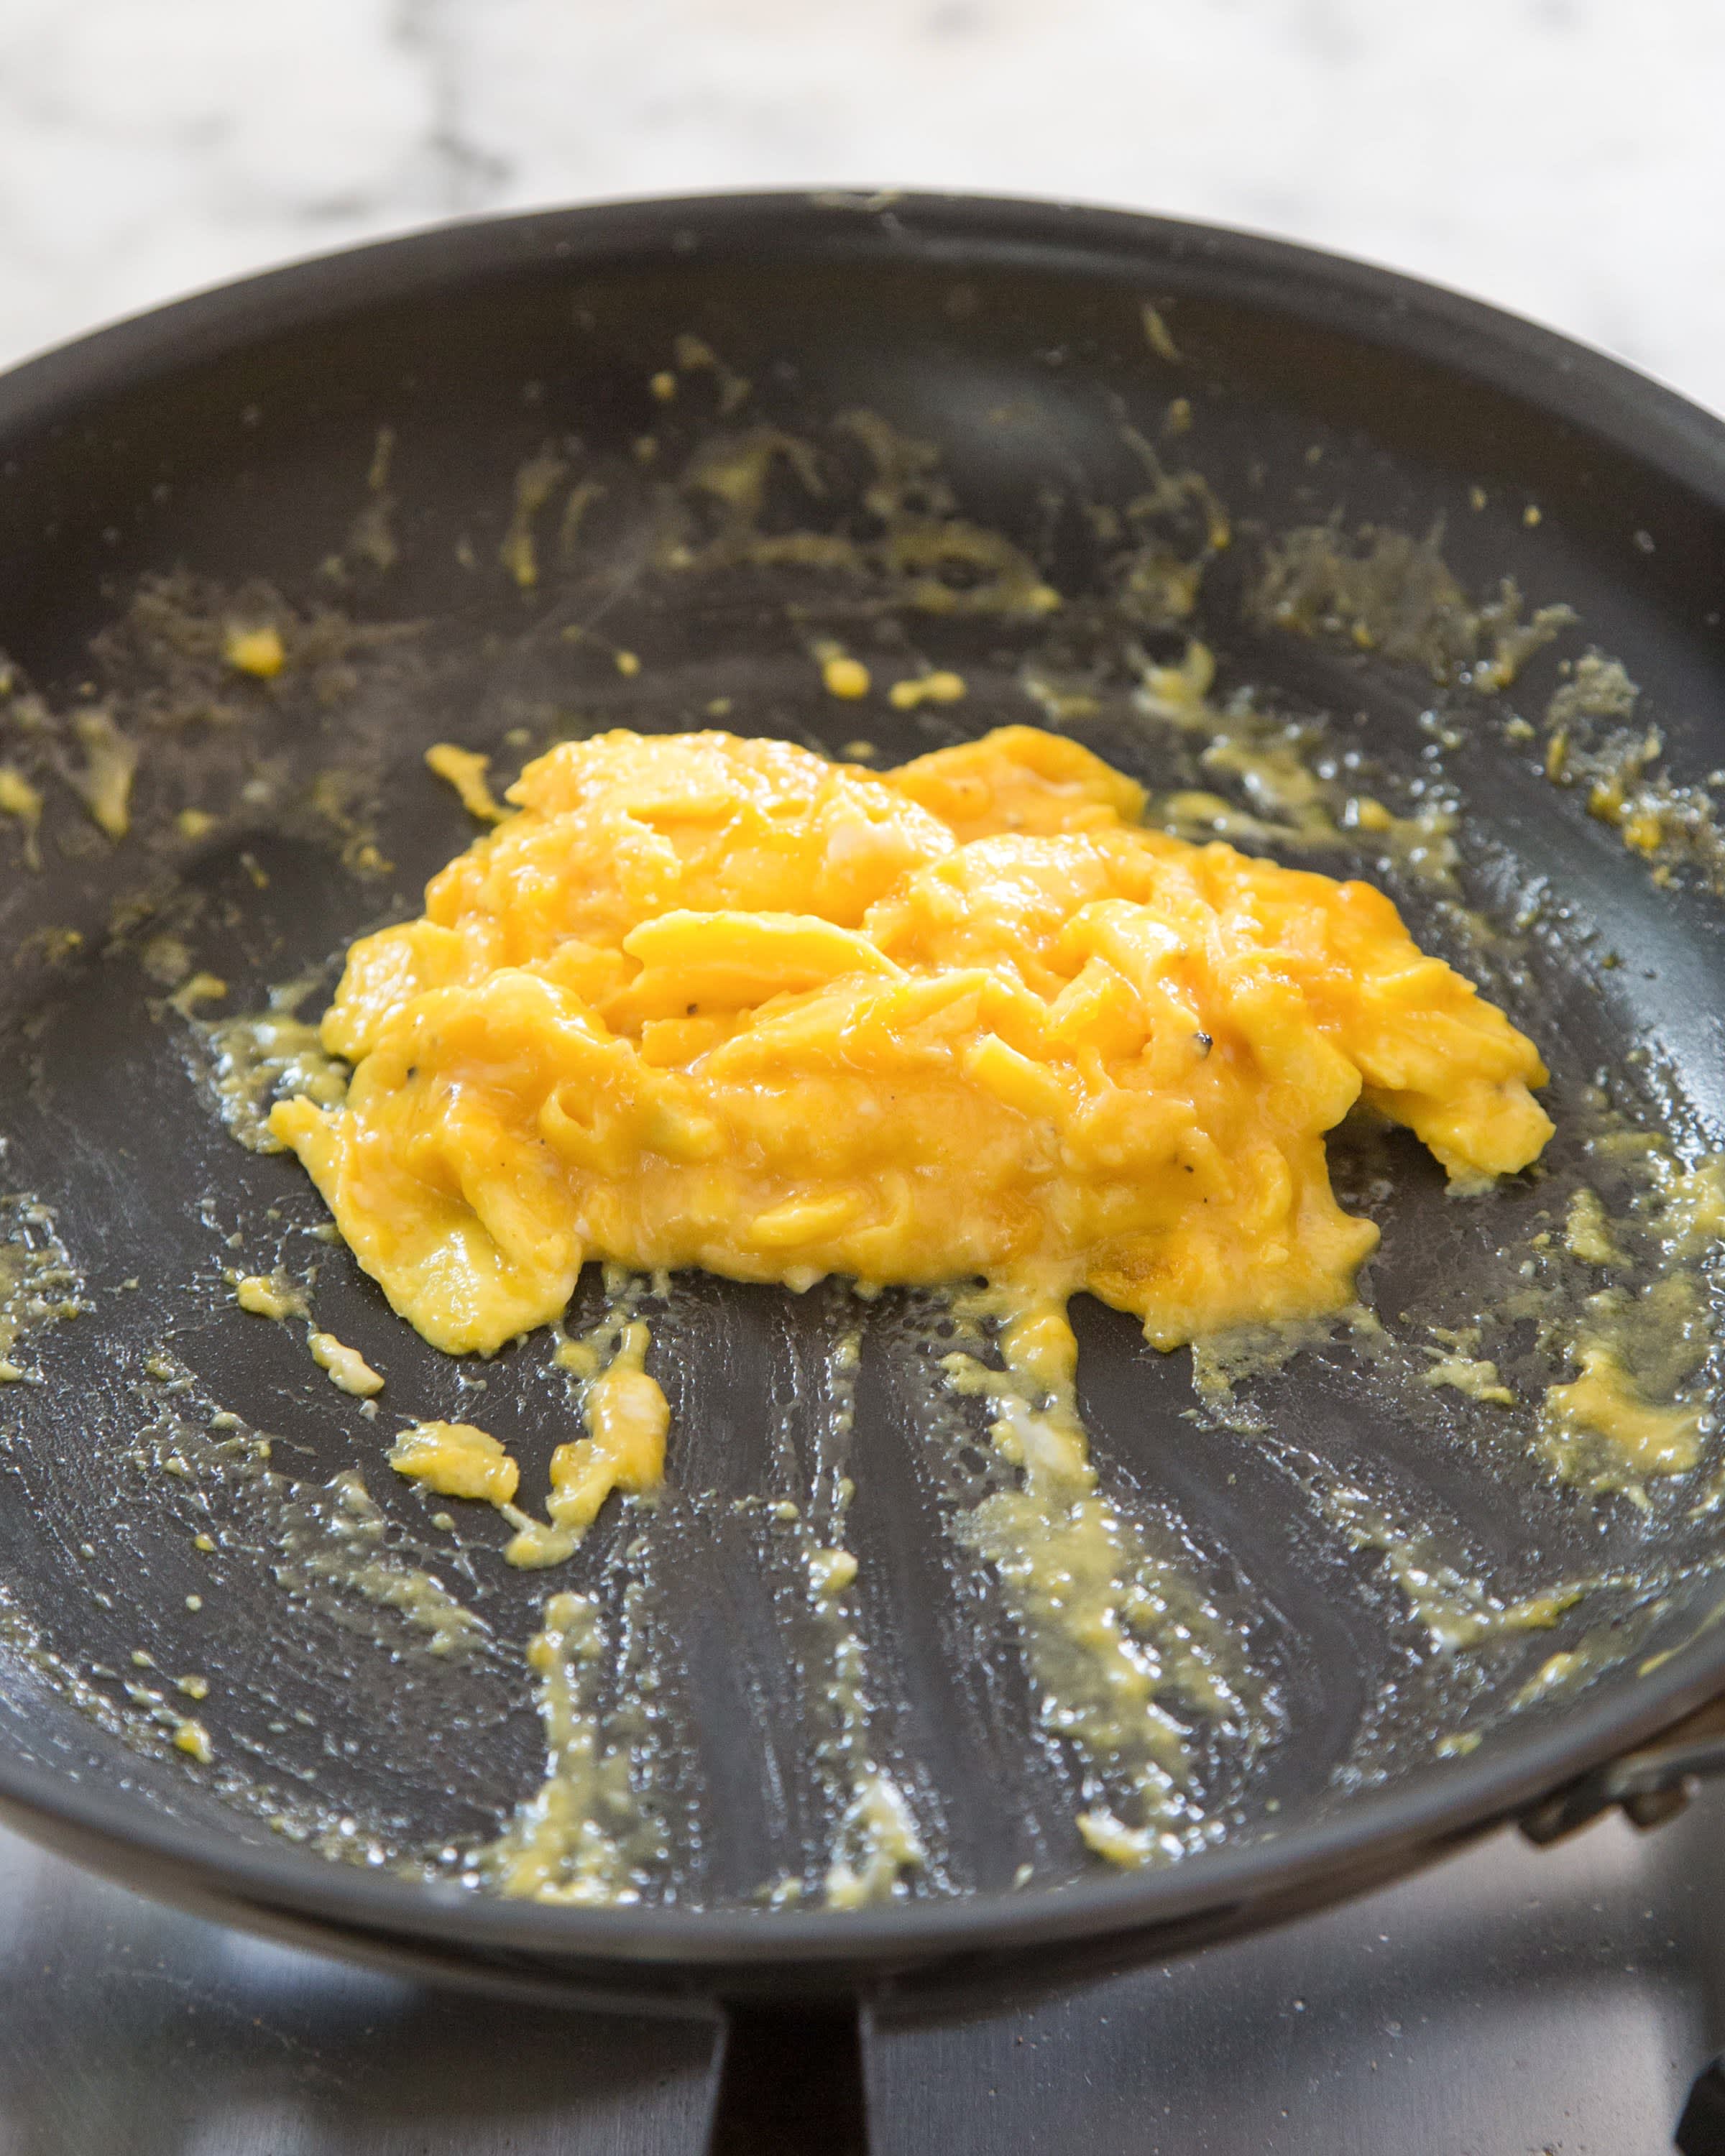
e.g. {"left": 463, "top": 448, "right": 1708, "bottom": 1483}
{"left": 0, "top": 190, "right": 1723, "bottom": 2023}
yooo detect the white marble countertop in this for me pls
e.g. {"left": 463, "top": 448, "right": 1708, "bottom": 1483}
{"left": 1, "top": 0, "right": 1721, "bottom": 411}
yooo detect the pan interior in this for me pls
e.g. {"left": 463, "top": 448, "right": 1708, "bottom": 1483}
{"left": 1, "top": 209, "right": 1723, "bottom": 1935}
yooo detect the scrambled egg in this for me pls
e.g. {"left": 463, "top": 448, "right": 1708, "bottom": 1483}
{"left": 272, "top": 725, "right": 1551, "bottom": 1373}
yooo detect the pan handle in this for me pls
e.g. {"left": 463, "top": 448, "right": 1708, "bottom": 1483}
{"left": 1519, "top": 1695, "right": 1725, "bottom": 1844}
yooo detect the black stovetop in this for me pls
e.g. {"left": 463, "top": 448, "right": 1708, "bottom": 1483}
{"left": 5, "top": 1782, "right": 1724, "bottom": 2154}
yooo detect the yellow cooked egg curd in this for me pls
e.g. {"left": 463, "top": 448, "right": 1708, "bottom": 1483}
{"left": 271, "top": 725, "right": 1552, "bottom": 1378}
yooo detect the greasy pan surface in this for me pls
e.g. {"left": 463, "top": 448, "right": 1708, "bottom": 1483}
{"left": 0, "top": 193, "right": 1724, "bottom": 2007}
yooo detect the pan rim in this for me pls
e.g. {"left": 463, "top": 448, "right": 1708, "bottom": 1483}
{"left": 3, "top": 185, "right": 1724, "bottom": 1978}
{"left": 1, "top": 1629, "right": 1721, "bottom": 1973}
{"left": 3, "top": 185, "right": 1721, "bottom": 485}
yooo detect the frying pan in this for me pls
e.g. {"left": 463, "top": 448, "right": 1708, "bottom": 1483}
{"left": 1, "top": 190, "right": 1724, "bottom": 2021}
